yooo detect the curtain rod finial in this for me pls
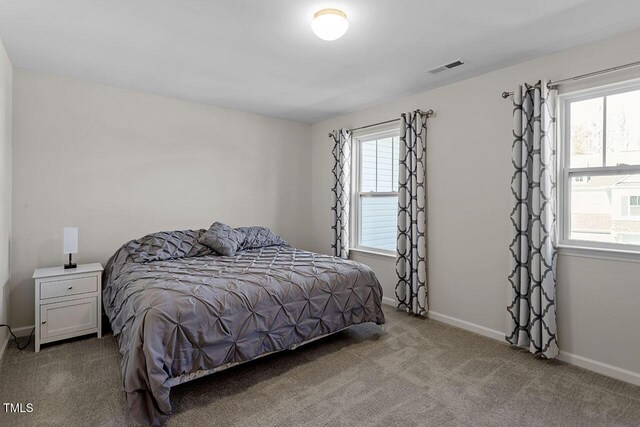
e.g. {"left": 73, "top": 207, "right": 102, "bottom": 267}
{"left": 502, "top": 91, "right": 511, "bottom": 99}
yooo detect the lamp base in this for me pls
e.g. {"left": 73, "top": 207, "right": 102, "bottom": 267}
{"left": 64, "top": 253, "right": 77, "bottom": 269}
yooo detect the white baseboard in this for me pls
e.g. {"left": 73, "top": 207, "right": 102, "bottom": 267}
{"left": 381, "top": 296, "right": 396, "bottom": 307}
{"left": 0, "top": 325, "right": 34, "bottom": 363}
{"left": 557, "top": 351, "right": 640, "bottom": 386}
{"left": 426, "top": 310, "right": 505, "bottom": 342}
{"left": 0, "top": 331, "right": 9, "bottom": 363}
{"left": 12, "top": 325, "right": 34, "bottom": 338}
{"left": 381, "top": 297, "right": 640, "bottom": 386}
{"left": 382, "top": 296, "right": 505, "bottom": 342}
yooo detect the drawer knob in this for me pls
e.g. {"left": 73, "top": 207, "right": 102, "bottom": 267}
{"left": 41, "top": 320, "right": 46, "bottom": 324}
{"left": 68, "top": 286, "right": 73, "bottom": 289}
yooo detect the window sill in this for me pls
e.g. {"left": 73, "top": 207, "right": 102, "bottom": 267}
{"left": 558, "top": 244, "right": 640, "bottom": 264}
{"left": 349, "top": 248, "right": 396, "bottom": 260}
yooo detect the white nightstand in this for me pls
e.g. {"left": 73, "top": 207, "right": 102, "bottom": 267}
{"left": 33, "top": 263, "right": 103, "bottom": 352}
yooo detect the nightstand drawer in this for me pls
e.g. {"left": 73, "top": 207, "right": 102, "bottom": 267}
{"left": 39, "top": 297, "right": 98, "bottom": 339}
{"left": 40, "top": 275, "right": 98, "bottom": 300}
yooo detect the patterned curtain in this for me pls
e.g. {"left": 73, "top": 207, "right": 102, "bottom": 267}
{"left": 331, "top": 129, "right": 352, "bottom": 259}
{"left": 396, "top": 111, "right": 428, "bottom": 316}
{"left": 507, "top": 80, "right": 558, "bottom": 359}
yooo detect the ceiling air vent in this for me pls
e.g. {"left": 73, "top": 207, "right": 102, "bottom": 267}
{"left": 428, "top": 59, "right": 464, "bottom": 74}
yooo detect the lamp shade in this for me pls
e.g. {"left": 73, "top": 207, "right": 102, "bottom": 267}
{"left": 63, "top": 227, "right": 78, "bottom": 254}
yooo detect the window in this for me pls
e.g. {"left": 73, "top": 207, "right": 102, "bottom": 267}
{"left": 351, "top": 129, "right": 400, "bottom": 254}
{"left": 623, "top": 195, "right": 640, "bottom": 217}
{"left": 560, "top": 81, "right": 640, "bottom": 249}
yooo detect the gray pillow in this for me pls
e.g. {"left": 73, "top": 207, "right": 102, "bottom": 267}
{"left": 124, "top": 229, "right": 213, "bottom": 263}
{"left": 198, "top": 222, "right": 246, "bottom": 256}
{"left": 236, "top": 226, "right": 289, "bottom": 250}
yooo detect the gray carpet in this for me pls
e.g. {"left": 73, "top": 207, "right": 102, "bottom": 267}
{"left": 1, "top": 308, "right": 639, "bottom": 426}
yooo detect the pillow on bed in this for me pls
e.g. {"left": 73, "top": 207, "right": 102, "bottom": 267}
{"left": 197, "top": 222, "right": 246, "bottom": 256}
{"left": 236, "top": 226, "right": 289, "bottom": 250}
{"left": 124, "top": 229, "right": 213, "bottom": 263}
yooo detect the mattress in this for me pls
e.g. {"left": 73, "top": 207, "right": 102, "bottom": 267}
{"left": 103, "top": 244, "right": 385, "bottom": 425}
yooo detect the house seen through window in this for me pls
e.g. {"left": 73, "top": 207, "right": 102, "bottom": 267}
{"left": 562, "top": 83, "right": 640, "bottom": 248}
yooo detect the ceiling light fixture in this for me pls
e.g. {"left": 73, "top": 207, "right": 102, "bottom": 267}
{"left": 312, "top": 9, "right": 348, "bottom": 41}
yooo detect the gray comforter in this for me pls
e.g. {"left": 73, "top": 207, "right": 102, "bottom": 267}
{"left": 103, "top": 243, "right": 385, "bottom": 425}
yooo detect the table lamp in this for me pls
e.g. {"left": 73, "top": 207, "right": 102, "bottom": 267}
{"left": 64, "top": 227, "right": 78, "bottom": 269}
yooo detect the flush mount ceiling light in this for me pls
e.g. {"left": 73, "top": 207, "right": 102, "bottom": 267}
{"left": 312, "top": 9, "right": 348, "bottom": 41}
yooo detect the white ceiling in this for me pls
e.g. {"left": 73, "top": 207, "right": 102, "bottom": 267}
{"left": 1, "top": 1, "right": 640, "bottom": 123}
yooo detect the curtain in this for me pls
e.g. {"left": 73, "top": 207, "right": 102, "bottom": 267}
{"left": 330, "top": 129, "right": 352, "bottom": 259}
{"left": 507, "top": 80, "right": 558, "bottom": 359}
{"left": 396, "top": 111, "right": 428, "bottom": 316}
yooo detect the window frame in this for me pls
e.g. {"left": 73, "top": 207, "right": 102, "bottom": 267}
{"left": 558, "top": 78, "right": 640, "bottom": 254}
{"left": 350, "top": 125, "right": 400, "bottom": 257}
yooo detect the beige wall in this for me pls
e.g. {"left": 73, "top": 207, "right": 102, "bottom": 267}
{"left": 7, "top": 27, "right": 640, "bottom": 382}
{"left": 10, "top": 70, "right": 311, "bottom": 328}
{"left": 0, "top": 40, "right": 11, "bottom": 349}
{"left": 310, "top": 29, "right": 640, "bottom": 378}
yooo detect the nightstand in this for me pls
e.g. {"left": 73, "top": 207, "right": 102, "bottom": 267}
{"left": 33, "top": 263, "right": 103, "bottom": 352}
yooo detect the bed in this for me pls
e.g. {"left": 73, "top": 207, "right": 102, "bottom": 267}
{"left": 102, "top": 228, "right": 385, "bottom": 425}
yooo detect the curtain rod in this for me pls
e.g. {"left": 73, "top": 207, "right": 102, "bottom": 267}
{"left": 501, "top": 59, "right": 640, "bottom": 99}
{"left": 328, "top": 109, "right": 434, "bottom": 137}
